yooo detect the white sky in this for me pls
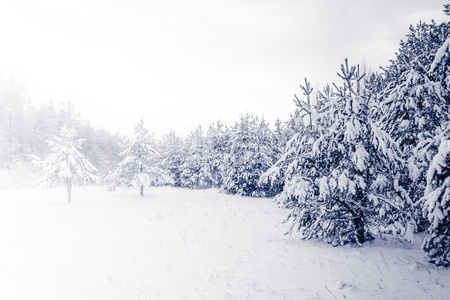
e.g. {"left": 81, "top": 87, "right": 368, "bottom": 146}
{"left": 0, "top": 0, "right": 447, "bottom": 137}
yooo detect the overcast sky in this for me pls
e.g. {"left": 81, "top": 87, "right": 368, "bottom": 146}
{"left": 0, "top": 0, "right": 447, "bottom": 137}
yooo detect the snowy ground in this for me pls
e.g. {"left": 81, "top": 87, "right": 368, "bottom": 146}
{"left": 0, "top": 186, "right": 448, "bottom": 300}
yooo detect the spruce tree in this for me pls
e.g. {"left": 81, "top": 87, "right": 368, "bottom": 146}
{"left": 418, "top": 35, "right": 450, "bottom": 265}
{"left": 106, "top": 118, "right": 168, "bottom": 196}
{"left": 221, "top": 114, "right": 276, "bottom": 197}
{"left": 206, "top": 121, "right": 231, "bottom": 188}
{"left": 276, "top": 61, "right": 405, "bottom": 245}
{"left": 261, "top": 79, "right": 315, "bottom": 199}
{"left": 421, "top": 122, "right": 450, "bottom": 265}
{"left": 379, "top": 21, "right": 450, "bottom": 231}
{"left": 179, "top": 127, "right": 212, "bottom": 189}
{"left": 159, "top": 131, "right": 185, "bottom": 187}
{"left": 42, "top": 125, "right": 99, "bottom": 202}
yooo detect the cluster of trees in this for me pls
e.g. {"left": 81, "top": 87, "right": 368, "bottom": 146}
{"left": 104, "top": 114, "right": 293, "bottom": 197}
{"left": 265, "top": 19, "right": 449, "bottom": 265}
{"left": 1, "top": 12, "right": 449, "bottom": 266}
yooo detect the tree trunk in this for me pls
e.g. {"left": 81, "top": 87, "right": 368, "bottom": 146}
{"left": 66, "top": 178, "right": 72, "bottom": 202}
{"left": 353, "top": 211, "right": 365, "bottom": 244}
{"left": 140, "top": 163, "right": 144, "bottom": 196}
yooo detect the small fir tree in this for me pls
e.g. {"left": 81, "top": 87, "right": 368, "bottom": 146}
{"left": 158, "top": 131, "right": 185, "bottom": 187}
{"left": 179, "top": 127, "right": 213, "bottom": 189}
{"left": 42, "top": 125, "right": 99, "bottom": 202}
{"left": 206, "top": 121, "right": 231, "bottom": 188}
{"left": 221, "top": 114, "right": 276, "bottom": 197}
{"left": 106, "top": 118, "right": 168, "bottom": 196}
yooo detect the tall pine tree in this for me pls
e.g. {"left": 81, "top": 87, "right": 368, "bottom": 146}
{"left": 276, "top": 61, "right": 405, "bottom": 245}
{"left": 421, "top": 121, "right": 450, "bottom": 265}
{"left": 418, "top": 35, "right": 450, "bottom": 265}
{"left": 379, "top": 21, "right": 450, "bottom": 231}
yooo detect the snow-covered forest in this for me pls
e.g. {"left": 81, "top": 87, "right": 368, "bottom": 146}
{"left": 1, "top": 9, "right": 450, "bottom": 265}
{"left": 0, "top": 4, "right": 450, "bottom": 299}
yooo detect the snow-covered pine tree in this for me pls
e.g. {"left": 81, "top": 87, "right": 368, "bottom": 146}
{"left": 382, "top": 21, "right": 449, "bottom": 87}
{"left": 420, "top": 121, "right": 450, "bottom": 265}
{"left": 42, "top": 125, "right": 99, "bottom": 202}
{"left": 264, "top": 118, "right": 292, "bottom": 193}
{"left": 261, "top": 78, "right": 315, "bottom": 198}
{"left": 273, "top": 118, "right": 289, "bottom": 157}
{"left": 268, "top": 81, "right": 338, "bottom": 240}
{"left": 158, "top": 131, "right": 185, "bottom": 187}
{"left": 379, "top": 21, "right": 450, "bottom": 231}
{"left": 285, "top": 108, "right": 308, "bottom": 139}
{"left": 179, "top": 126, "right": 212, "bottom": 189}
{"left": 418, "top": 35, "right": 450, "bottom": 265}
{"left": 221, "top": 113, "right": 276, "bottom": 197}
{"left": 278, "top": 61, "right": 405, "bottom": 245}
{"left": 106, "top": 118, "right": 168, "bottom": 196}
{"left": 206, "top": 121, "right": 231, "bottom": 188}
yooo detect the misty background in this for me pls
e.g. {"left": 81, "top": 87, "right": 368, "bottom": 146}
{"left": 0, "top": 0, "right": 447, "bottom": 136}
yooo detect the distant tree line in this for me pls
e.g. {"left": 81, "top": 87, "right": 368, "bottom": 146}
{"left": 0, "top": 85, "right": 123, "bottom": 186}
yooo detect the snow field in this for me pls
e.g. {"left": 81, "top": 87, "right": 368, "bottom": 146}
{"left": 0, "top": 186, "right": 449, "bottom": 299}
